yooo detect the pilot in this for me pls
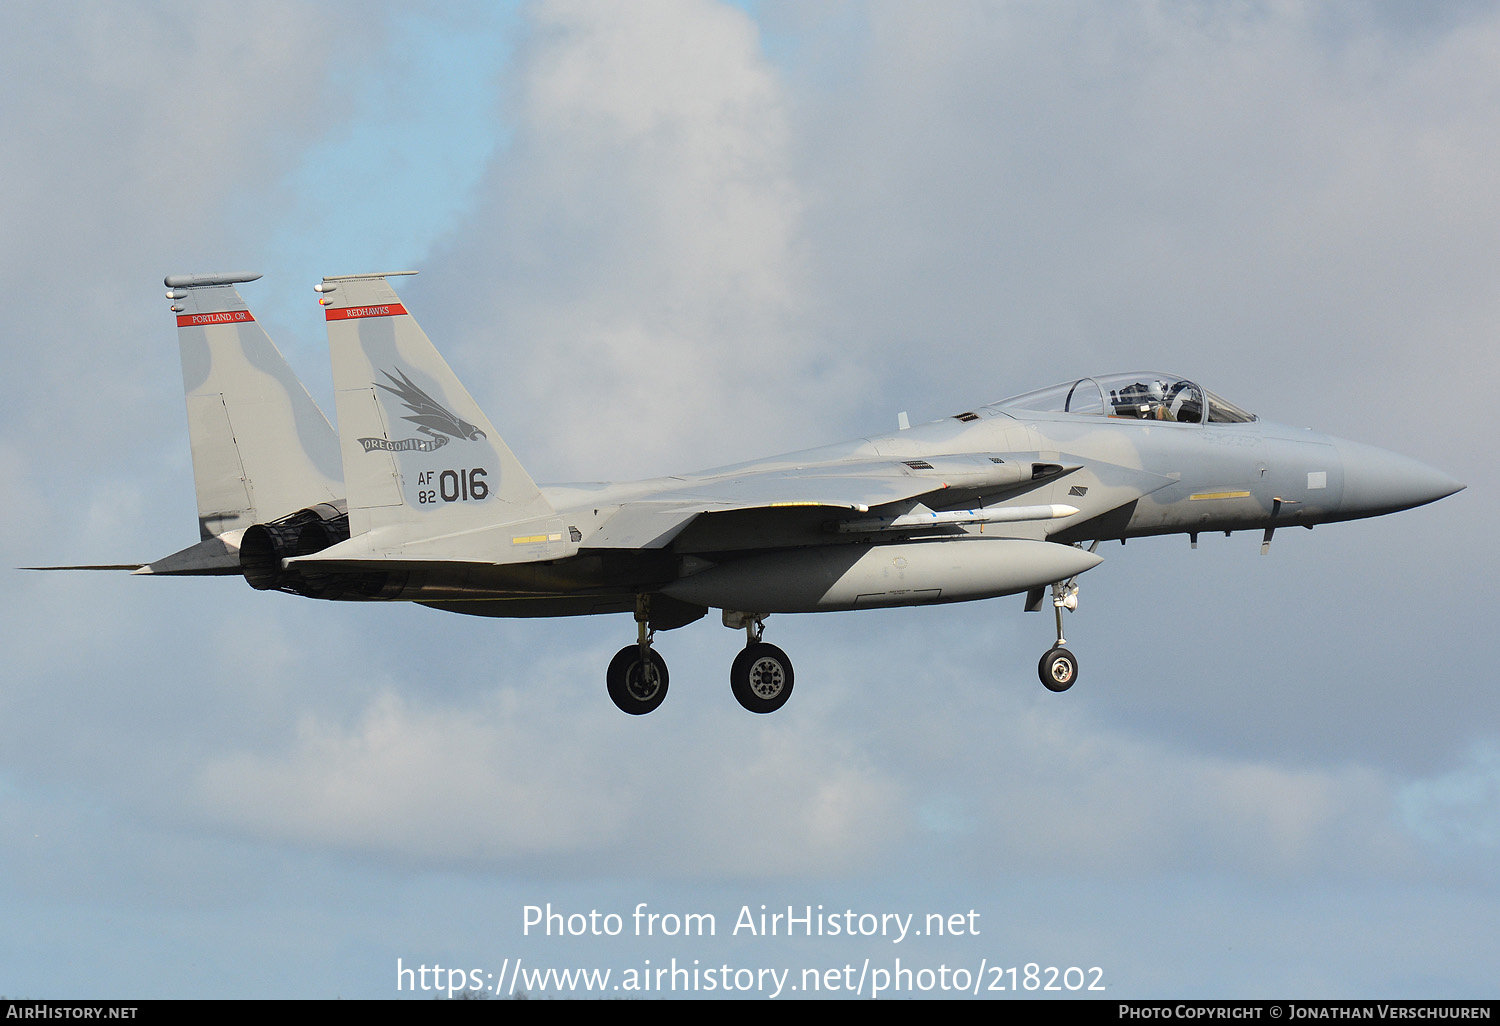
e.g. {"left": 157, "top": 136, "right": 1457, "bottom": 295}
{"left": 1113, "top": 380, "right": 1166, "bottom": 419}
{"left": 1138, "top": 379, "right": 1174, "bottom": 419}
{"left": 1148, "top": 380, "right": 1174, "bottom": 420}
{"left": 1164, "top": 380, "right": 1202, "bottom": 423}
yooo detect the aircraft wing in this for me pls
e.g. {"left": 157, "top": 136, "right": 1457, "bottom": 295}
{"left": 279, "top": 452, "right": 1082, "bottom": 567}
{"left": 581, "top": 478, "right": 912, "bottom": 550}
{"left": 583, "top": 454, "right": 1085, "bottom": 550}
{"left": 645, "top": 472, "right": 959, "bottom": 510}
{"left": 283, "top": 469, "right": 971, "bottom": 563}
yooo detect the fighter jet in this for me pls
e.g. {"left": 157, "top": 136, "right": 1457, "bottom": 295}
{"left": 53, "top": 271, "right": 1463, "bottom": 715}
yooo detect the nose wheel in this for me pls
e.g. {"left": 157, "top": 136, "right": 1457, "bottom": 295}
{"left": 1035, "top": 553, "right": 1092, "bottom": 693}
{"left": 1038, "top": 646, "right": 1078, "bottom": 692}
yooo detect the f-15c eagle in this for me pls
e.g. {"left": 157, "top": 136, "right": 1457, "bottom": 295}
{"left": 38, "top": 271, "right": 1463, "bottom": 715}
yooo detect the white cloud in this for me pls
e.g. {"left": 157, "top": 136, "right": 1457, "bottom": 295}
{"left": 184, "top": 625, "right": 1415, "bottom": 884}
{"left": 0, "top": 1, "right": 380, "bottom": 568}
{"left": 426, "top": 0, "right": 861, "bottom": 479}
{"left": 193, "top": 675, "right": 909, "bottom": 877}
{"left": 785, "top": 1, "right": 1500, "bottom": 432}
{"left": 1398, "top": 742, "right": 1500, "bottom": 854}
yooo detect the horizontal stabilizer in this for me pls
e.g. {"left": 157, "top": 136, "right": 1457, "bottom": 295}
{"left": 26, "top": 533, "right": 246, "bottom": 576}
{"left": 23, "top": 563, "right": 145, "bottom": 572}
{"left": 132, "top": 533, "right": 245, "bottom": 576}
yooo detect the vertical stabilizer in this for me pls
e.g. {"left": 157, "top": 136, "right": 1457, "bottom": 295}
{"left": 166, "top": 273, "right": 342, "bottom": 538}
{"left": 319, "top": 273, "right": 553, "bottom": 540}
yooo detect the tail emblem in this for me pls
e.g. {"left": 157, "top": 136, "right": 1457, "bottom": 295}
{"left": 358, "top": 368, "right": 488, "bottom": 453}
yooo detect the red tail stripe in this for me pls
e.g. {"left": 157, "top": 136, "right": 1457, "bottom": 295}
{"left": 324, "top": 303, "right": 408, "bottom": 321}
{"left": 176, "top": 310, "right": 254, "bottom": 327}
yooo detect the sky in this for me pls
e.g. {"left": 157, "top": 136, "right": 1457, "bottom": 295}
{"left": 1, "top": 0, "right": 1497, "bottom": 1000}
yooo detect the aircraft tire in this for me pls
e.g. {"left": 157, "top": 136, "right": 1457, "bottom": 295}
{"left": 731, "top": 642, "right": 795, "bottom": 714}
{"left": 1039, "top": 647, "right": 1078, "bottom": 692}
{"left": 607, "top": 645, "right": 669, "bottom": 715}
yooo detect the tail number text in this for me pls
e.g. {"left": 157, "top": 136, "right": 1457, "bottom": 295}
{"left": 417, "top": 468, "right": 489, "bottom": 504}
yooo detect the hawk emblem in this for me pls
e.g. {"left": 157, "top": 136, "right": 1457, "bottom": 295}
{"left": 358, "top": 368, "right": 487, "bottom": 453}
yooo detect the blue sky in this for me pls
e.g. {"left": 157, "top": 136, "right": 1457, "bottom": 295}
{"left": 2, "top": 0, "right": 1497, "bottom": 999}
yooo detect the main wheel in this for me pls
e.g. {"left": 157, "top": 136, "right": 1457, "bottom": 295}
{"left": 731, "top": 642, "right": 795, "bottom": 714}
{"left": 1038, "top": 647, "right": 1078, "bottom": 692}
{"left": 607, "top": 645, "right": 669, "bottom": 715}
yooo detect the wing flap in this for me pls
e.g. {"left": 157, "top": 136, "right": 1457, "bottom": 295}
{"left": 582, "top": 504, "right": 706, "bottom": 549}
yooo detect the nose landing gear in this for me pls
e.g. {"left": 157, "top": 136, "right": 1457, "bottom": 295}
{"left": 1038, "top": 578, "right": 1079, "bottom": 692}
{"left": 1034, "top": 544, "right": 1096, "bottom": 693}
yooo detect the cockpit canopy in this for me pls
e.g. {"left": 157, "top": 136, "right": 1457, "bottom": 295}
{"left": 994, "top": 372, "right": 1256, "bottom": 424}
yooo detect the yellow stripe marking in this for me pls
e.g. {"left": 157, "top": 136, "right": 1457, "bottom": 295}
{"left": 1190, "top": 491, "right": 1252, "bottom": 501}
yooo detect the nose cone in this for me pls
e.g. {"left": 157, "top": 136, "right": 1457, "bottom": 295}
{"left": 1335, "top": 438, "right": 1465, "bottom": 520}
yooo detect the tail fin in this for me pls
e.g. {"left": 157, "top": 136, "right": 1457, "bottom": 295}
{"left": 167, "top": 273, "right": 343, "bottom": 539}
{"left": 319, "top": 272, "right": 553, "bottom": 539}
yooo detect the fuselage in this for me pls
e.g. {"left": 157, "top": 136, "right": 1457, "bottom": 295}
{"left": 404, "top": 374, "right": 1460, "bottom": 621}
{"left": 547, "top": 396, "right": 1457, "bottom": 545}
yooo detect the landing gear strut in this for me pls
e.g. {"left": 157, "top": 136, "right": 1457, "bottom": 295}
{"left": 1035, "top": 543, "right": 1096, "bottom": 693}
{"left": 607, "top": 597, "right": 669, "bottom": 715}
{"left": 1038, "top": 578, "right": 1079, "bottom": 692}
{"left": 726, "top": 612, "right": 794, "bottom": 714}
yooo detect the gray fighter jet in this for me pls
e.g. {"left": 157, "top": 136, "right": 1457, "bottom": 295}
{"left": 67, "top": 272, "right": 1465, "bottom": 714}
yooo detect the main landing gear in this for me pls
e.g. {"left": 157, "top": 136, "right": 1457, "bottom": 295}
{"left": 726, "top": 613, "right": 794, "bottom": 714}
{"left": 606, "top": 615, "right": 668, "bottom": 715}
{"left": 605, "top": 601, "right": 796, "bottom": 715}
{"left": 606, "top": 596, "right": 671, "bottom": 715}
